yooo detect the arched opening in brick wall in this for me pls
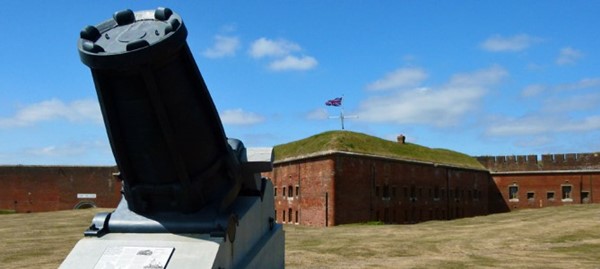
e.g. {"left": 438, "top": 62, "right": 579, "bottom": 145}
{"left": 73, "top": 201, "right": 97, "bottom": 209}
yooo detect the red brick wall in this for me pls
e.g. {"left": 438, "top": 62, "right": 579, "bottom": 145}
{"left": 335, "top": 154, "right": 491, "bottom": 225}
{"left": 5, "top": 151, "right": 598, "bottom": 223}
{"left": 334, "top": 154, "right": 375, "bottom": 224}
{"left": 266, "top": 152, "right": 493, "bottom": 227}
{"left": 0, "top": 166, "right": 121, "bottom": 213}
{"left": 264, "top": 156, "right": 335, "bottom": 227}
{"left": 491, "top": 172, "right": 600, "bottom": 210}
{"left": 478, "top": 153, "right": 600, "bottom": 212}
{"left": 446, "top": 168, "right": 491, "bottom": 218}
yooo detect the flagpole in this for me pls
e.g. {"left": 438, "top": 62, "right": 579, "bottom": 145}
{"left": 340, "top": 108, "right": 345, "bottom": 130}
{"left": 326, "top": 96, "right": 357, "bottom": 130}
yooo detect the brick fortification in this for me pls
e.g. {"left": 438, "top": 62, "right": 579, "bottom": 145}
{"left": 2, "top": 148, "right": 598, "bottom": 227}
{"left": 476, "top": 153, "right": 600, "bottom": 211}
{"left": 266, "top": 151, "right": 493, "bottom": 227}
{"left": 476, "top": 153, "right": 600, "bottom": 172}
{"left": 266, "top": 150, "right": 600, "bottom": 227}
{"left": 0, "top": 166, "right": 121, "bottom": 213}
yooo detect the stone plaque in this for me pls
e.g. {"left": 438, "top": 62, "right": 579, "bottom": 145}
{"left": 93, "top": 246, "right": 174, "bottom": 269}
{"left": 77, "top": 193, "right": 97, "bottom": 199}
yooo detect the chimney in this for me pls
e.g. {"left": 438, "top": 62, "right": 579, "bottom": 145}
{"left": 397, "top": 134, "right": 406, "bottom": 144}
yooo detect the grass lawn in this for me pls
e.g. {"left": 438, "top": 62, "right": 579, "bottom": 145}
{"left": 1, "top": 204, "right": 599, "bottom": 268}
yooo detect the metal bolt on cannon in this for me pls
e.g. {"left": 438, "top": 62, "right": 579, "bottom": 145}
{"left": 60, "top": 7, "right": 284, "bottom": 269}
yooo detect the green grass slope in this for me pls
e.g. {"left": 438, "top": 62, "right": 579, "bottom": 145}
{"left": 274, "top": 130, "right": 484, "bottom": 170}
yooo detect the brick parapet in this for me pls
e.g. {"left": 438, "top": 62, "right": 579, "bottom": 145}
{"left": 477, "top": 152, "right": 600, "bottom": 172}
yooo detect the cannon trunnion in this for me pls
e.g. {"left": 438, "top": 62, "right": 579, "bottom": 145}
{"left": 60, "top": 8, "right": 284, "bottom": 269}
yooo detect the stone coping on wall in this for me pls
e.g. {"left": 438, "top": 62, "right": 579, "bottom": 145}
{"left": 490, "top": 169, "right": 600, "bottom": 175}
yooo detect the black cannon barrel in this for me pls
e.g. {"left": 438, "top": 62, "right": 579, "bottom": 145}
{"left": 78, "top": 8, "right": 240, "bottom": 214}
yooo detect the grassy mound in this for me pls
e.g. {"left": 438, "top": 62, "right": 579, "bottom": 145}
{"left": 274, "top": 130, "right": 484, "bottom": 170}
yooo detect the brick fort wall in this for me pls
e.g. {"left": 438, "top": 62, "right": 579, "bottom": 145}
{"left": 266, "top": 151, "right": 495, "bottom": 227}
{"left": 477, "top": 153, "right": 600, "bottom": 211}
{"left": 0, "top": 166, "right": 121, "bottom": 213}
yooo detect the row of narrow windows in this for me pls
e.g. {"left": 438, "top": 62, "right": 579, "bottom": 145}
{"left": 278, "top": 208, "right": 299, "bottom": 224}
{"left": 274, "top": 185, "right": 300, "bottom": 198}
{"left": 508, "top": 184, "right": 590, "bottom": 202}
{"left": 374, "top": 185, "right": 481, "bottom": 201}
{"left": 375, "top": 206, "right": 466, "bottom": 223}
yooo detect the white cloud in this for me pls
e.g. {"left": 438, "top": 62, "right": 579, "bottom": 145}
{"left": 366, "top": 67, "right": 427, "bottom": 91}
{"left": 248, "top": 38, "right": 301, "bottom": 58}
{"left": 26, "top": 140, "right": 109, "bottom": 157}
{"left": 555, "top": 78, "right": 600, "bottom": 91}
{"left": 0, "top": 98, "right": 102, "bottom": 128}
{"left": 357, "top": 66, "right": 507, "bottom": 127}
{"left": 248, "top": 37, "right": 318, "bottom": 71}
{"left": 519, "top": 78, "right": 600, "bottom": 99}
{"left": 488, "top": 76, "right": 600, "bottom": 138}
{"left": 526, "top": 63, "right": 546, "bottom": 71}
{"left": 446, "top": 65, "right": 508, "bottom": 87}
{"left": 480, "top": 34, "right": 541, "bottom": 52}
{"left": 486, "top": 115, "right": 600, "bottom": 136}
{"left": 521, "top": 84, "right": 545, "bottom": 97}
{"left": 556, "top": 47, "right": 582, "bottom": 65}
{"left": 268, "top": 55, "right": 318, "bottom": 71}
{"left": 485, "top": 115, "right": 555, "bottom": 136}
{"left": 358, "top": 87, "right": 484, "bottom": 127}
{"left": 219, "top": 24, "right": 237, "bottom": 33}
{"left": 220, "top": 108, "right": 265, "bottom": 125}
{"left": 542, "top": 93, "right": 600, "bottom": 113}
{"left": 566, "top": 116, "right": 600, "bottom": 132}
{"left": 306, "top": 108, "right": 329, "bottom": 120}
{"left": 513, "top": 135, "right": 553, "bottom": 148}
{"left": 203, "top": 35, "right": 240, "bottom": 58}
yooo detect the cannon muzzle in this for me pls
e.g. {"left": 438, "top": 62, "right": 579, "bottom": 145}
{"left": 78, "top": 8, "right": 242, "bottom": 214}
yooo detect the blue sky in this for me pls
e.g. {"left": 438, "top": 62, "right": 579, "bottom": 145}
{"left": 2, "top": 1, "right": 600, "bottom": 165}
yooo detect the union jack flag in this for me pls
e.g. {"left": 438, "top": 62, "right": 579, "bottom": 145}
{"left": 325, "top": 97, "right": 342, "bottom": 106}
